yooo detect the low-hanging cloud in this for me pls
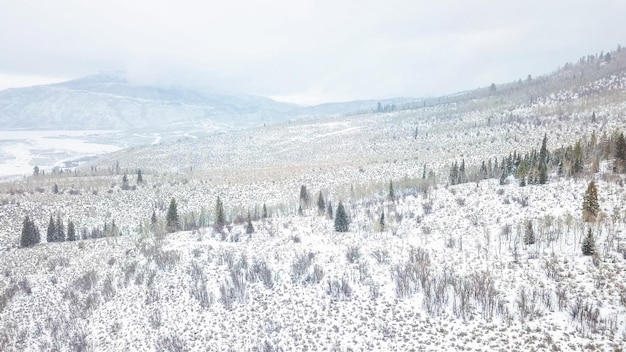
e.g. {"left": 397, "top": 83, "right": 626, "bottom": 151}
{"left": 0, "top": 0, "right": 624, "bottom": 104}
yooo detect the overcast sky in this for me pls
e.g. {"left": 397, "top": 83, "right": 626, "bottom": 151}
{"left": 0, "top": 0, "right": 624, "bottom": 104}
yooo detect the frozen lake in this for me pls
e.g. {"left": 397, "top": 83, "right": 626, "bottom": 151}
{"left": 0, "top": 130, "right": 122, "bottom": 177}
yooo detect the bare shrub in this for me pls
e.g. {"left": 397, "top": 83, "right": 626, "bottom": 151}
{"left": 556, "top": 286, "right": 568, "bottom": 311}
{"left": 47, "top": 256, "right": 70, "bottom": 271}
{"left": 346, "top": 245, "right": 361, "bottom": 264}
{"left": 154, "top": 250, "right": 180, "bottom": 271}
{"left": 371, "top": 249, "right": 390, "bottom": 264}
{"left": 456, "top": 197, "right": 466, "bottom": 206}
{"left": 291, "top": 252, "right": 314, "bottom": 283}
{"left": 219, "top": 269, "right": 248, "bottom": 310}
{"left": 155, "top": 331, "right": 187, "bottom": 352}
{"left": 149, "top": 308, "right": 162, "bottom": 329}
{"left": 73, "top": 270, "right": 98, "bottom": 293}
{"left": 307, "top": 264, "right": 325, "bottom": 284}
{"left": 18, "top": 278, "right": 32, "bottom": 295}
{"left": 247, "top": 260, "right": 274, "bottom": 289}
{"left": 422, "top": 202, "right": 433, "bottom": 215}
{"left": 189, "top": 261, "right": 214, "bottom": 308}
{"left": 326, "top": 276, "right": 352, "bottom": 301}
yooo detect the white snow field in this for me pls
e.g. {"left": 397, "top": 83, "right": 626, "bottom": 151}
{"left": 1, "top": 51, "right": 626, "bottom": 351}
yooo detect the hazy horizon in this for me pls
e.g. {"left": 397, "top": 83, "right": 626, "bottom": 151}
{"left": 1, "top": 0, "right": 625, "bottom": 104}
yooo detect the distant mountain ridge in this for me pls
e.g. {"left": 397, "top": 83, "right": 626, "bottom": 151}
{"left": 0, "top": 72, "right": 301, "bottom": 130}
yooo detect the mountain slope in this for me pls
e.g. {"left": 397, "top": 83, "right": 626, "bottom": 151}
{"left": 0, "top": 72, "right": 299, "bottom": 130}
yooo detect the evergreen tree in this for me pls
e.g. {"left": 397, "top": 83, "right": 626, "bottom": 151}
{"left": 317, "top": 191, "right": 325, "bottom": 215}
{"left": 151, "top": 210, "right": 157, "bottom": 226}
{"left": 327, "top": 201, "right": 333, "bottom": 219}
{"left": 47, "top": 216, "right": 56, "bottom": 243}
{"left": 67, "top": 220, "right": 76, "bottom": 241}
{"left": 166, "top": 198, "right": 179, "bottom": 233}
{"left": 215, "top": 196, "right": 225, "bottom": 232}
{"left": 137, "top": 169, "right": 143, "bottom": 184}
{"left": 334, "top": 201, "right": 349, "bottom": 232}
{"left": 582, "top": 181, "right": 600, "bottom": 222}
{"left": 539, "top": 134, "right": 548, "bottom": 164}
{"left": 614, "top": 132, "right": 626, "bottom": 173}
{"left": 20, "top": 216, "right": 40, "bottom": 248}
{"left": 379, "top": 210, "right": 385, "bottom": 232}
{"left": 582, "top": 228, "right": 595, "bottom": 256}
{"left": 262, "top": 203, "right": 268, "bottom": 219}
{"left": 299, "top": 185, "right": 310, "bottom": 209}
{"left": 524, "top": 220, "right": 535, "bottom": 245}
{"left": 53, "top": 183, "right": 59, "bottom": 194}
{"left": 538, "top": 162, "right": 548, "bottom": 185}
{"left": 56, "top": 214, "right": 65, "bottom": 242}
{"left": 298, "top": 205, "right": 303, "bottom": 216}
{"left": 245, "top": 212, "right": 255, "bottom": 234}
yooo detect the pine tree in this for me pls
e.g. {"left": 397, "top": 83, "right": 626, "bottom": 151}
{"left": 47, "top": 216, "right": 56, "bottom": 243}
{"left": 538, "top": 162, "right": 548, "bottom": 185}
{"left": 137, "top": 169, "right": 143, "bottom": 184}
{"left": 215, "top": 196, "right": 225, "bottom": 232}
{"left": 327, "top": 201, "right": 333, "bottom": 219}
{"left": 317, "top": 191, "right": 325, "bottom": 215}
{"left": 151, "top": 210, "right": 157, "bottom": 226}
{"left": 53, "top": 183, "right": 59, "bottom": 194}
{"left": 166, "top": 198, "right": 179, "bottom": 233}
{"left": 524, "top": 220, "right": 535, "bottom": 245}
{"left": 582, "top": 228, "right": 595, "bottom": 256}
{"left": 299, "top": 185, "right": 310, "bottom": 210}
{"left": 614, "top": 132, "right": 626, "bottom": 173}
{"left": 334, "top": 201, "right": 349, "bottom": 232}
{"left": 388, "top": 180, "right": 395, "bottom": 202}
{"left": 262, "top": 203, "right": 268, "bottom": 219}
{"left": 67, "top": 220, "right": 76, "bottom": 241}
{"left": 582, "top": 181, "right": 600, "bottom": 222}
{"left": 20, "top": 216, "right": 40, "bottom": 248}
{"left": 245, "top": 212, "right": 255, "bottom": 235}
{"left": 56, "top": 214, "right": 65, "bottom": 242}
{"left": 379, "top": 210, "right": 385, "bottom": 232}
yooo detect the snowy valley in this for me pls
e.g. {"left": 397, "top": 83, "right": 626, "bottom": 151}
{"left": 1, "top": 49, "right": 626, "bottom": 351}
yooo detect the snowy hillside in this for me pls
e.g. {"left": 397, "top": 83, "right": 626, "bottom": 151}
{"left": 1, "top": 48, "right": 626, "bottom": 351}
{"left": 0, "top": 72, "right": 298, "bottom": 130}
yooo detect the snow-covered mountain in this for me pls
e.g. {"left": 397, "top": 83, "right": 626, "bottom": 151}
{"left": 0, "top": 72, "right": 300, "bottom": 130}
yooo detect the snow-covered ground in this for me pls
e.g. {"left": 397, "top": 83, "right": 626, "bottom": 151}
{"left": 1, "top": 54, "right": 626, "bottom": 351}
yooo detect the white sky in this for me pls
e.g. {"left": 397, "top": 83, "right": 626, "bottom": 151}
{"left": 0, "top": 0, "right": 624, "bottom": 104}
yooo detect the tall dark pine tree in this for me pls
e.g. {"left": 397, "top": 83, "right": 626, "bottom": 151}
{"left": 20, "top": 216, "right": 40, "bottom": 248}
{"left": 327, "top": 201, "right": 333, "bottom": 219}
{"left": 379, "top": 210, "right": 385, "bottom": 232}
{"left": 524, "top": 220, "right": 535, "bottom": 245}
{"left": 582, "top": 228, "right": 595, "bottom": 256}
{"left": 262, "top": 203, "right": 268, "bottom": 219}
{"left": 67, "top": 220, "right": 76, "bottom": 241}
{"left": 166, "top": 198, "right": 179, "bottom": 233}
{"left": 582, "top": 181, "right": 600, "bottom": 222}
{"left": 614, "top": 132, "right": 626, "bottom": 173}
{"left": 538, "top": 134, "right": 549, "bottom": 184}
{"left": 245, "top": 212, "right": 255, "bottom": 235}
{"left": 299, "top": 185, "right": 310, "bottom": 210}
{"left": 215, "top": 196, "right": 225, "bottom": 232}
{"left": 334, "top": 201, "right": 349, "bottom": 232}
{"left": 388, "top": 180, "right": 395, "bottom": 202}
{"left": 47, "top": 216, "right": 56, "bottom": 243}
{"left": 137, "top": 169, "right": 143, "bottom": 184}
{"left": 56, "top": 214, "right": 65, "bottom": 242}
{"left": 151, "top": 210, "right": 158, "bottom": 226}
{"left": 317, "top": 191, "right": 325, "bottom": 216}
